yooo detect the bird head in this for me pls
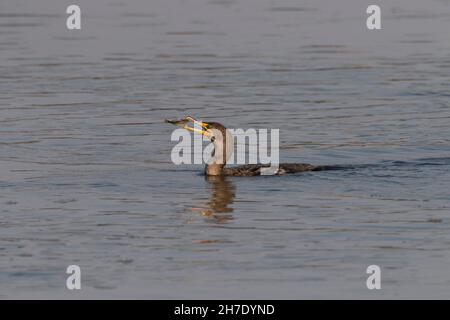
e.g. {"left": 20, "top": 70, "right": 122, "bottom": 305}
{"left": 165, "top": 116, "right": 234, "bottom": 166}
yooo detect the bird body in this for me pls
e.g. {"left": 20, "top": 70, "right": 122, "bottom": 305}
{"left": 218, "top": 163, "right": 315, "bottom": 176}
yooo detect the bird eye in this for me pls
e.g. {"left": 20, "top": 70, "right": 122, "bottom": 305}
{"left": 211, "top": 136, "right": 216, "bottom": 142}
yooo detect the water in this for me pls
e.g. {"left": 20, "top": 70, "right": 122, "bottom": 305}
{"left": 1, "top": 0, "right": 450, "bottom": 298}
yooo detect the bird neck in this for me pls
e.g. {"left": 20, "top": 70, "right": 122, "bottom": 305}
{"left": 205, "top": 129, "right": 233, "bottom": 176}
{"left": 205, "top": 163, "right": 225, "bottom": 176}
{"left": 205, "top": 139, "right": 227, "bottom": 176}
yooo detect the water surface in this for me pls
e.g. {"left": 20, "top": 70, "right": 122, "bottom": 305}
{"left": 1, "top": 0, "right": 450, "bottom": 298}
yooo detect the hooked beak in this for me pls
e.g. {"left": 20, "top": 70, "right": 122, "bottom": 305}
{"left": 165, "top": 116, "right": 212, "bottom": 137}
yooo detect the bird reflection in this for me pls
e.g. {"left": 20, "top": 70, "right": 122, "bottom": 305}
{"left": 191, "top": 176, "right": 235, "bottom": 223}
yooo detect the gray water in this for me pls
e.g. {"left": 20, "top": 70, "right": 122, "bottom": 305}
{"left": 1, "top": 0, "right": 450, "bottom": 299}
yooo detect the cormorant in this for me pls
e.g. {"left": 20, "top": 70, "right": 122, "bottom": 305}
{"left": 166, "top": 116, "right": 335, "bottom": 176}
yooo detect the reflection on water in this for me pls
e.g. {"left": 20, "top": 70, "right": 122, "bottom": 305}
{"left": 205, "top": 176, "right": 235, "bottom": 220}
{"left": 189, "top": 176, "right": 235, "bottom": 223}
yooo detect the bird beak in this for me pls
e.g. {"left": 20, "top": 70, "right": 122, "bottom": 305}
{"left": 165, "top": 116, "right": 212, "bottom": 137}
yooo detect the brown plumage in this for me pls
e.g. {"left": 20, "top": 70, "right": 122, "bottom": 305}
{"left": 221, "top": 163, "right": 317, "bottom": 176}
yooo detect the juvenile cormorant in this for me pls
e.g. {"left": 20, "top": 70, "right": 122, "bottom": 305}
{"left": 166, "top": 116, "right": 335, "bottom": 176}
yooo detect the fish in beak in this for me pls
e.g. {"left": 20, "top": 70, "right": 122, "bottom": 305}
{"left": 165, "top": 116, "right": 212, "bottom": 137}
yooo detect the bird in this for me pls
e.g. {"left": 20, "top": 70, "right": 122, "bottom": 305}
{"left": 166, "top": 116, "right": 338, "bottom": 176}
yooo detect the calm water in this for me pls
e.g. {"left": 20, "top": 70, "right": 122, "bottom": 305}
{"left": 1, "top": 0, "right": 450, "bottom": 298}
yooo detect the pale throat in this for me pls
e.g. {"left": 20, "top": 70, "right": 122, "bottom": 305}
{"left": 205, "top": 131, "right": 233, "bottom": 176}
